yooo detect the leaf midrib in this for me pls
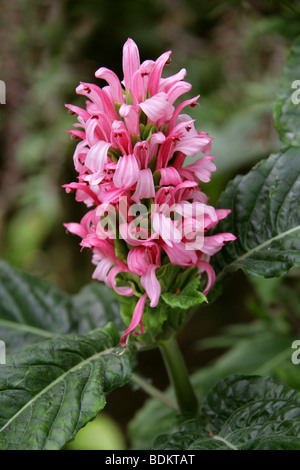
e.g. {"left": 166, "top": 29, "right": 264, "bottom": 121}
{"left": 0, "top": 346, "right": 115, "bottom": 436}
{"left": 0, "top": 319, "right": 56, "bottom": 338}
{"left": 216, "top": 223, "right": 300, "bottom": 281}
{"left": 212, "top": 434, "right": 239, "bottom": 450}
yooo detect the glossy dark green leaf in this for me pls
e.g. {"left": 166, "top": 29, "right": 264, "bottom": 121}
{"left": 129, "top": 332, "right": 294, "bottom": 449}
{"left": 0, "top": 323, "right": 132, "bottom": 450}
{"left": 202, "top": 374, "right": 299, "bottom": 434}
{"left": 0, "top": 260, "right": 121, "bottom": 351}
{"left": 153, "top": 375, "right": 300, "bottom": 450}
{"left": 213, "top": 146, "right": 300, "bottom": 286}
{"left": 273, "top": 36, "right": 300, "bottom": 146}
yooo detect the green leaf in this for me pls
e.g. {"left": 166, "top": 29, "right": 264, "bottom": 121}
{"left": 213, "top": 36, "right": 300, "bottom": 289}
{"left": 153, "top": 375, "right": 300, "bottom": 450}
{"left": 72, "top": 282, "right": 123, "bottom": 333}
{"left": 0, "top": 260, "right": 76, "bottom": 349}
{"left": 142, "top": 302, "right": 168, "bottom": 341}
{"left": 129, "top": 331, "right": 294, "bottom": 449}
{"left": 0, "top": 260, "right": 121, "bottom": 351}
{"left": 213, "top": 146, "right": 300, "bottom": 287}
{"left": 202, "top": 374, "right": 298, "bottom": 433}
{"left": 155, "top": 264, "right": 182, "bottom": 293}
{"left": 273, "top": 36, "right": 300, "bottom": 146}
{"left": 0, "top": 323, "right": 133, "bottom": 450}
{"left": 162, "top": 275, "right": 206, "bottom": 309}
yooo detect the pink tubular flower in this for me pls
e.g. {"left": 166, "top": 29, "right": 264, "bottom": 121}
{"left": 64, "top": 38, "right": 236, "bottom": 346}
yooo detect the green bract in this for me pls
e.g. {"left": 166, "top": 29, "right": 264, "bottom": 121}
{"left": 119, "top": 265, "right": 207, "bottom": 346}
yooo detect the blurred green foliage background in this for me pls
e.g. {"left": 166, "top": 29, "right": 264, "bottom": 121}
{"left": 1, "top": 0, "right": 300, "bottom": 449}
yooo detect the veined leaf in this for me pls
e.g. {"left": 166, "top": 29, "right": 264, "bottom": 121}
{"left": 153, "top": 375, "right": 300, "bottom": 450}
{"left": 0, "top": 323, "right": 132, "bottom": 450}
{"left": 0, "top": 260, "right": 76, "bottom": 348}
{"left": 273, "top": 36, "right": 300, "bottom": 146}
{"left": 129, "top": 331, "right": 294, "bottom": 449}
{"left": 162, "top": 276, "right": 207, "bottom": 309}
{"left": 212, "top": 35, "right": 300, "bottom": 287}
{"left": 0, "top": 260, "right": 121, "bottom": 351}
{"left": 212, "top": 145, "right": 300, "bottom": 286}
{"left": 201, "top": 374, "right": 299, "bottom": 433}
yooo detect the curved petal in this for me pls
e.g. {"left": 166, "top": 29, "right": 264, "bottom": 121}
{"left": 64, "top": 222, "right": 87, "bottom": 239}
{"left": 163, "top": 241, "right": 198, "bottom": 266}
{"left": 148, "top": 51, "right": 172, "bottom": 96}
{"left": 113, "top": 154, "right": 140, "bottom": 189}
{"left": 123, "top": 38, "right": 140, "bottom": 91}
{"left": 132, "top": 169, "right": 155, "bottom": 203}
{"left": 120, "top": 293, "right": 147, "bottom": 347}
{"left": 119, "top": 104, "right": 140, "bottom": 136}
{"left": 159, "top": 68, "right": 187, "bottom": 93}
{"left": 92, "top": 258, "right": 114, "bottom": 282}
{"left": 139, "top": 92, "right": 174, "bottom": 125}
{"left": 167, "top": 95, "right": 200, "bottom": 135}
{"left": 95, "top": 67, "right": 124, "bottom": 103}
{"left": 85, "top": 141, "right": 111, "bottom": 174}
{"left": 197, "top": 260, "right": 216, "bottom": 295}
{"left": 201, "top": 233, "right": 237, "bottom": 256}
{"left": 106, "top": 265, "right": 134, "bottom": 296}
{"left": 152, "top": 212, "right": 182, "bottom": 247}
{"left": 141, "top": 265, "right": 161, "bottom": 307}
{"left": 133, "top": 141, "right": 149, "bottom": 169}
{"left": 160, "top": 167, "right": 182, "bottom": 186}
{"left": 167, "top": 81, "right": 192, "bottom": 105}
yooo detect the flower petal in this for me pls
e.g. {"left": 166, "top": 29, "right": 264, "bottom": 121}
{"left": 160, "top": 167, "right": 182, "bottom": 186}
{"left": 141, "top": 265, "right": 161, "bottom": 307}
{"left": 197, "top": 260, "right": 216, "bottom": 295}
{"left": 139, "top": 92, "right": 174, "bottom": 125}
{"left": 132, "top": 169, "right": 155, "bottom": 203}
{"left": 119, "top": 104, "right": 140, "bottom": 136}
{"left": 113, "top": 154, "right": 140, "bottom": 189}
{"left": 123, "top": 38, "right": 140, "bottom": 91}
{"left": 120, "top": 293, "right": 147, "bottom": 347}
{"left": 95, "top": 67, "right": 124, "bottom": 104}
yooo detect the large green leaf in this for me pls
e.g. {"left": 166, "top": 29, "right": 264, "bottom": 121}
{"left": 212, "top": 35, "right": 300, "bottom": 287}
{"left": 129, "top": 331, "right": 294, "bottom": 449}
{"left": 0, "top": 260, "right": 122, "bottom": 351}
{"left": 0, "top": 260, "right": 75, "bottom": 348}
{"left": 201, "top": 374, "right": 298, "bottom": 433}
{"left": 0, "top": 323, "right": 132, "bottom": 450}
{"left": 273, "top": 36, "right": 300, "bottom": 146}
{"left": 153, "top": 375, "right": 300, "bottom": 450}
{"left": 212, "top": 145, "right": 300, "bottom": 286}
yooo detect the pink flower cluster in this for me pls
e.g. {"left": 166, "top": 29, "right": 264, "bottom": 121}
{"left": 64, "top": 38, "right": 235, "bottom": 346}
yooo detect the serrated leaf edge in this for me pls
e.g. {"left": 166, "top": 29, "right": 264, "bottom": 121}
{"left": 0, "top": 346, "right": 116, "bottom": 435}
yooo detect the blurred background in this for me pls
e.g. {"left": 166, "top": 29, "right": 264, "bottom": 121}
{"left": 1, "top": 0, "right": 300, "bottom": 449}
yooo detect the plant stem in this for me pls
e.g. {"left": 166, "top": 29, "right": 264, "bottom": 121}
{"left": 159, "top": 335, "right": 198, "bottom": 415}
{"left": 131, "top": 373, "right": 179, "bottom": 411}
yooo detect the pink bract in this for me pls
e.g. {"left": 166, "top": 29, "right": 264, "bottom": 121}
{"left": 64, "top": 38, "right": 236, "bottom": 346}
